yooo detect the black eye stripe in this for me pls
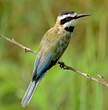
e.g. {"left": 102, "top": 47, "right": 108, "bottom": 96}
{"left": 60, "top": 17, "right": 73, "bottom": 25}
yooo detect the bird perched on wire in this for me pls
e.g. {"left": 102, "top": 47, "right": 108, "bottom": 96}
{"left": 21, "top": 10, "right": 90, "bottom": 107}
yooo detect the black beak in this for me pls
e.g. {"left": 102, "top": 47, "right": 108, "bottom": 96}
{"left": 74, "top": 14, "right": 91, "bottom": 19}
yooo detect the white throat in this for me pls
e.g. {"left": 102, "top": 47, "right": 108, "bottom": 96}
{"left": 63, "top": 19, "right": 77, "bottom": 28}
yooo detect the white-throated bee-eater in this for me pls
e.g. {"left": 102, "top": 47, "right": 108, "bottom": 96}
{"left": 21, "top": 10, "right": 90, "bottom": 107}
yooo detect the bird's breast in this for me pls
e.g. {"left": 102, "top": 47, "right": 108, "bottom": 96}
{"left": 38, "top": 26, "right": 72, "bottom": 59}
{"left": 56, "top": 33, "right": 71, "bottom": 54}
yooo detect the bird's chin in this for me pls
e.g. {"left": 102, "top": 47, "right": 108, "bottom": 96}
{"left": 63, "top": 20, "right": 77, "bottom": 29}
{"left": 71, "top": 20, "right": 77, "bottom": 26}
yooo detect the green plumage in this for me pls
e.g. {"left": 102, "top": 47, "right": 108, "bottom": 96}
{"left": 32, "top": 25, "right": 72, "bottom": 80}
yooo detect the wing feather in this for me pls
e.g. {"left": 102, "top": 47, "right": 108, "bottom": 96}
{"left": 32, "top": 27, "right": 71, "bottom": 81}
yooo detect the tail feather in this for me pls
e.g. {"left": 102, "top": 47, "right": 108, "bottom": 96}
{"left": 21, "top": 81, "right": 39, "bottom": 107}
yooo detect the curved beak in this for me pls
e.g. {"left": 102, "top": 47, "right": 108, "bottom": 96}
{"left": 74, "top": 14, "right": 91, "bottom": 19}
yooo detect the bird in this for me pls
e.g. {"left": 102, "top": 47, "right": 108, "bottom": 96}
{"left": 21, "top": 10, "right": 90, "bottom": 107}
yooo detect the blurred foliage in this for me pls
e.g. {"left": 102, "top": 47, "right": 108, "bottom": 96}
{"left": 0, "top": 0, "right": 108, "bottom": 110}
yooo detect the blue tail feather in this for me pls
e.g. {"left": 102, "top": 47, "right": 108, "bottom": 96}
{"left": 21, "top": 81, "right": 39, "bottom": 107}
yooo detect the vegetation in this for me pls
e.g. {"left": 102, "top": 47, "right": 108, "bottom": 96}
{"left": 0, "top": 0, "right": 108, "bottom": 110}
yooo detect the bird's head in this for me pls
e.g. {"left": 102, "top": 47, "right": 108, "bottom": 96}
{"left": 56, "top": 11, "right": 90, "bottom": 33}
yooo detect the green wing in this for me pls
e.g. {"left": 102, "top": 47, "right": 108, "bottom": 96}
{"left": 32, "top": 27, "right": 71, "bottom": 81}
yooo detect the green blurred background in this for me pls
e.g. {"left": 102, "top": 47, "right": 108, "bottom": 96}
{"left": 0, "top": 0, "right": 108, "bottom": 110}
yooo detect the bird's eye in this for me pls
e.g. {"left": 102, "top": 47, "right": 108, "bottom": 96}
{"left": 60, "top": 17, "right": 73, "bottom": 25}
{"left": 66, "top": 17, "right": 72, "bottom": 21}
